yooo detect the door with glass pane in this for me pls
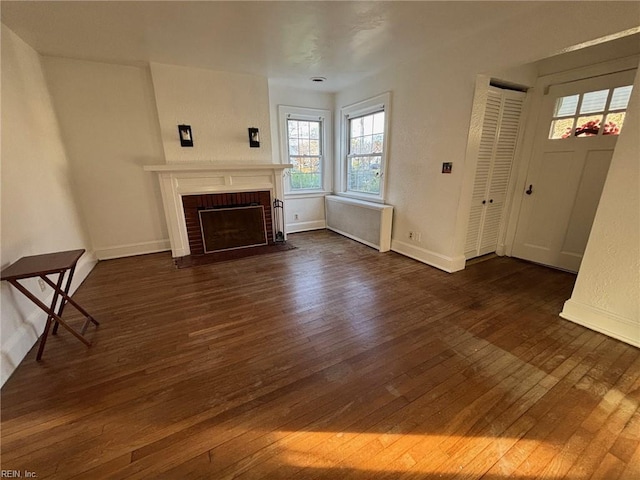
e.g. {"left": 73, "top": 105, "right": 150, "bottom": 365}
{"left": 512, "top": 70, "right": 635, "bottom": 272}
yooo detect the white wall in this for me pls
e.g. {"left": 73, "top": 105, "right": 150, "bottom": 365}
{"left": 268, "top": 83, "right": 334, "bottom": 233}
{"left": 334, "top": 3, "right": 640, "bottom": 272}
{"left": 42, "top": 57, "right": 169, "bottom": 260}
{"left": 1, "top": 26, "right": 94, "bottom": 385}
{"left": 560, "top": 68, "right": 640, "bottom": 347}
{"left": 150, "top": 62, "right": 272, "bottom": 164}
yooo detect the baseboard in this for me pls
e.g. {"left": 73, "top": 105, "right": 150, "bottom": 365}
{"left": 1, "top": 252, "right": 98, "bottom": 387}
{"left": 560, "top": 299, "right": 640, "bottom": 348}
{"left": 94, "top": 239, "right": 171, "bottom": 260}
{"left": 391, "top": 240, "right": 466, "bottom": 273}
{"left": 286, "top": 220, "right": 326, "bottom": 234}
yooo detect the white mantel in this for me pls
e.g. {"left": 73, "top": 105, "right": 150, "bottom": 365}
{"left": 144, "top": 163, "right": 292, "bottom": 257}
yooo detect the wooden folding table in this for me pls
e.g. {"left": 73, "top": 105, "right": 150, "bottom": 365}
{"left": 1, "top": 249, "right": 99, "bottom": 361}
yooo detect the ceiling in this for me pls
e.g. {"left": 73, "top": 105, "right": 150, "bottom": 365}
{"left": 1, "top": 1, "right": 639, "bottom": 92}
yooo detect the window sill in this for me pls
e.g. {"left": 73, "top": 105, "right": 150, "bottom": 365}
{"left": 335, "top": 192, "right": 386, "bottom": 204}
{"left": 284, "top": 191, "right": 331, "bottom": 200}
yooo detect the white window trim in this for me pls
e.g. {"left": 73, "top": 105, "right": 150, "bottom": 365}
{"left": 338, "top": 92, "right": 391, "bottom": 203}
{"left": 278, "top": 105, "right": 332, "bottom": 196}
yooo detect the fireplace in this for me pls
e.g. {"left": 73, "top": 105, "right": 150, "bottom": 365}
{"left": 182, "top": 191, "right": 273, "bottom": 255}
{"left": 144, "top": 163, "right": 292, "bottom": 258}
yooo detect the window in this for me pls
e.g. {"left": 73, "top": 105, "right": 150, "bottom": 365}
{"left": 549, "top": 85, "right": 633, "bottom": 139}
{"left": 279, "top": 106, "right": 331, "bottom": 194}
{"left": 287, "top": 118, "right": 322, "bottom": 190}
{"left": 348, "top": 111, "right": 385, "bottom": 194}
{"left": 340, "top": 92, "right": 391, "bottom": 201}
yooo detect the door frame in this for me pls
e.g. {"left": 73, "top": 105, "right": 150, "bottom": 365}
{"left": 502, "top": 55, "right": 639, "bottom": 261}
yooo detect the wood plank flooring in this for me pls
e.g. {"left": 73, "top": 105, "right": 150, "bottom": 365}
{"left": 1, "top": 230, "right": 639, "bottom": 479}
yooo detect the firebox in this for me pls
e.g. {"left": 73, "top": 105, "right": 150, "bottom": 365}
{"left": 199, "top": 205, "right": 268, "bottom": 253}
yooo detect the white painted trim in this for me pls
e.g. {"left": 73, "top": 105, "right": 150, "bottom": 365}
{"left": 286, "top": 220, "right": 326, "bottom": 233}
{"left": 391, "top": 239, "right": 466, "bottom": 273}
{"left": 560, "top": 299, "right": 639, "bottom": 348}
{"left": 94, "top": 239, "right": 171, "bottom": 260}
{"left": 1, "top": 253, "right": 98, "bottom": 386}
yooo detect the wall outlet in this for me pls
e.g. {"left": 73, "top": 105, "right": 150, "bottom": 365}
{"left": 37, "top": 278, "right": 47, "bottom": 292}
{"left": 294, "top": 213, "right": 299, "bottom": 221}
{"left": 416, "top": 232, "right": 422, "bottom": 242}
{"left": 408, "top": 231, "right": 414, "bottom": 240}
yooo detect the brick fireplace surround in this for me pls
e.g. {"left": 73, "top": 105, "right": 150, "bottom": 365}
{"left": 144, "top": 163, "right": 292, "bottom": 258}
{"left": 182, "top": 191, "right": 273, "bottom": 255}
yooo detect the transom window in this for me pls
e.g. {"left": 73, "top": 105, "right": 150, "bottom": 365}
{"left": 549, "top": 85, "right": 633, "bottom": 139}
{"left": 348, "top": 111, "right": 385, "bottom": 194}
{"left": 287, "top": 118, "right": 322, "bottom": 190}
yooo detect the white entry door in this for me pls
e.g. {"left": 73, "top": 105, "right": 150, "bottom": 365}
{"left": 512, "top": 70, "right": 635, "bottom": 272}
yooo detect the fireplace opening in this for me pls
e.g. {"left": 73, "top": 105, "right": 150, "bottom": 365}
{"left": 199, "top": 205, "right": 268, "bottom": 253}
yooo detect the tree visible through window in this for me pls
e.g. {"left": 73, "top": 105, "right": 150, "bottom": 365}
{"left": 287, "top": 118, "right": 322, "bottom": 190}
{"left": 347, "top": 111, "right": 385, "bottom": 195}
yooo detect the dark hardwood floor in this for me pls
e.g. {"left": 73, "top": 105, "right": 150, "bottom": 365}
{"left": 1, "top": 230, "right": 638, "bottom": 479}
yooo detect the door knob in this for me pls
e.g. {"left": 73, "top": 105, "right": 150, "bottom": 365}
{"left": 525, "top": 184, "right": 533, "bottom": 195}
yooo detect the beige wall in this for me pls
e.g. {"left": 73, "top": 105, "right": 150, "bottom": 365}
{"left": 561, "top": 68, "right": 640, "bottom": 346}
{"left": 42, "top": 57, "right": 169, "bottom": 260}
{"left": 1, "top": 26, "right": 93, "bottom": 385}
{"left": 150, "top": 62, "right": 272, "bottom": 164}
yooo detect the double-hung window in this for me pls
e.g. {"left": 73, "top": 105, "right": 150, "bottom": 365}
{"left": 279, "top": 106, "right": 331, "bottom": 194}
{"left": 340, "top": 92, "right": 391, "bottom": 201}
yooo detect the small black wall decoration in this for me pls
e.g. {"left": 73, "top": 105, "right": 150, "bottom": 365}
{"left": 178, "top": 125, "right": 193, "bottom": 147}
{"left": 248, "top": 127, "right": 260, "bottom": 148}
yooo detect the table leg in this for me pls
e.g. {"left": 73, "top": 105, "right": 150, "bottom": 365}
{"left": 8, "top": 279, "right": 92, "bottom": 361}
{"left": 52, "top": 265, "right": 75, "bottom": 335}
{"left": 35, "top": 272, "right": 65, "bottom": 360}
{"left": 40, "top": 275, "right": 99, "bottom": 326}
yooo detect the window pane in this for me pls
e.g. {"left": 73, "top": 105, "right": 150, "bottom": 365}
{"left": 348, "top": 156, "right": 381, "bottom": 194}
{"left": 350, "top": 137, "right": 361, "bottom": 155}
{"left": 309, "top": 122, "right": 320, "bottom": 139}
{"left": 299, "top": 139, "right": 310, "bottom": 155}
{"left": 299, "top": 121, "right": 309, "bottom": 138}
{"left": 372, "top": 133, "right": 384, "bottom": 153}
{"left": 290, "top": 156, "right": 321, "bottom": 189}
{"left": 549, "top": 118, "right": 574, "bottom": 139}
{"left": 604, "top": 112, "right": 626, "bottom": 135}
{"left": 373, "top": 112, "right": 385, "bottom": 134}
{"left": 309, "top": 140, "right": 320, "bottom": 155}
{"left": 351, "top": 117, "right": 364, "bottom": 137}
{"left": 580, "top": 89, "right": 609, "bottom": 114}
{"left": 363, "top": 114, "right": 374, "bottom": 135}
{"left": 554, "top": 94, "right": 579, "bottom": 117}
{"left": 362, "top": 135, "right": 372, "bottom": 153}
{"left": 574, "top": 115, "right": 603, "bottom": 137}
{"left": 288, "top": 120, "right": 298, "bottom": 137}
{"left": 288, "top": 138, "right": 299, "bottom": 155}
{"left": 609, "top": 85, "right": 633, "bottom": 110}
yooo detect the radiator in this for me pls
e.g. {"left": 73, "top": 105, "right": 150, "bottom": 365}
{"left": 325, "top": 195, "right": 393, "bottom": 252}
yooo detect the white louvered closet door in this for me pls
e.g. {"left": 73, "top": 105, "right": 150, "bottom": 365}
{"left": 465, "top": 87, "right": 526, "bottom": 259}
